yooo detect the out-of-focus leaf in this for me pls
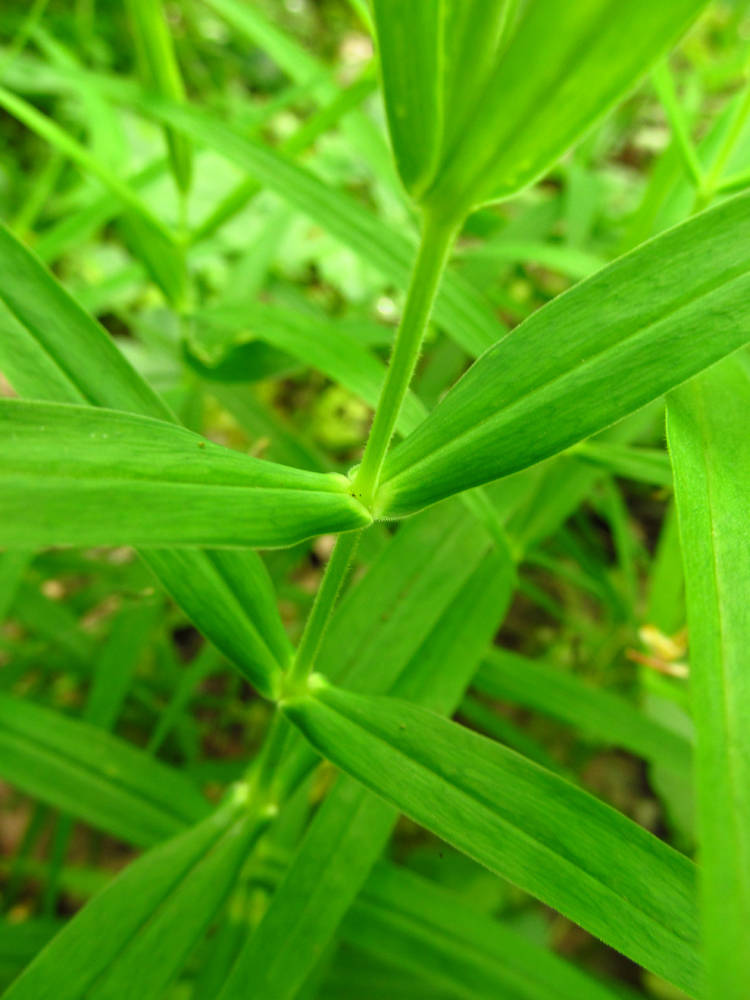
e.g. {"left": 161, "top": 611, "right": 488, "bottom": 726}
{"left": 116, "top": 91, "right": 506, "bottom": 357}
{"left": 376, "top": 192, "right": 750, "bottom": 518}
{"left": 194, "top": 302, "right": 426, "bottom": 435}
{"left": 125, "top": 0, "right": 192, "bottom": 193}
{"left": 0, "top": 693, "right": 209, "bottom": 847}
{"left": 0, "top": 86, "right": 187, "bottom": 308}
{"left": 3, "top": 789, "right": 266, "bottom": 1000}
{"left": 346, "top": 862, "right": 624, "bottom": 1000}
{"left": 475, "top": 649, "right": 692, "bottom": 776}
{"left": 668, "top": 355, "right": 750, "bottom": 998}
{"left": 574, "top": 442, "right": 673, "bottom": 486}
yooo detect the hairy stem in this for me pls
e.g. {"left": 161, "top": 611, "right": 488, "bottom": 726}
{"left": 280, "top": 211, "right": 459, "bottom": 695}
{"left": 353, "top": 210, "right": 459, "bottom": 507}
{"left": 247, "top": 709, "right": 292, "bottom": 803}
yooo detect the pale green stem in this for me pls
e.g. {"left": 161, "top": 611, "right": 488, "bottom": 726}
{"left": 353, "top": 210, "right": 460, "bottom": 507}
{"left": 286, "top": 529, "right": 362, "bottom": 692}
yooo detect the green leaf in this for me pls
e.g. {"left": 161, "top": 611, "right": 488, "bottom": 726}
{"left": 424, "top": 0, "right": 708, "bottom": 215}
{"left": 217, "top": 775, "right": 396, "bottom": 1000}
{"left": 371, "top": 0, "right": 442, "bottom": 198}
{"left": 283, "top": 682, "right": 702, "bottom": 996}
{"left": 475, "top": 649, "right": 692, "bottom": 776}
{"left": 0, "top": 399, "right": 371, "bottom": 550}
{"left": 219, "top": 540, "right": 516, "bottom": 1000}
{"left": 0, "top": 221, "right": 173, "bottom": 419}
{"left": 668, "top": 354, "right": 750, "bottom": 998}
{"left": 84, "top": 602, "right": 161, "bottom": 731}
{"left": 3, "top": 789, "right": 266, "bottom": 1000}
{"left": 574, "top": 441, "right": 673, "bottom": 486}
{"left": 376, "top": 191, "right": 750, "bottom": 518}
{"left": 346, "top": 862, "right": 624, "bottom": 1000}
{"left": 0, "top": 550, "right": 32, "bottom": 626}
{"left": 0, "top": 222, "right": 292, "bottom": 695}
{"left": 125, "top": 0, "right": 192, "bottom": 194}
{"left": 0, "top": 692, "right": 209, "bottom": 847}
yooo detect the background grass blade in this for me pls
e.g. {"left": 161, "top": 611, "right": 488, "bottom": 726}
{"left": 0, "top": 693, "right": 209, "bottom": 847}
{"left": 2, "top": 790, "right": 265, "bottom": 1000}
{"left": 347, "top": 862, "right": 625, "bottom": 1000}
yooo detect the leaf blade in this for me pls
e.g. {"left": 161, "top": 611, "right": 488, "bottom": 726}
{"left": 284, "top": 683, "right": 702, "bottom": 996}
{"left": 668, "top": 355, "right": 750, "bottom": 998}
{"left": 377, "top": 191, "right": 750, "bottom": 518}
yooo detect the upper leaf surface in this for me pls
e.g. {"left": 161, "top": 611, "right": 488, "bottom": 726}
{"left": 376, "top": 191, "right": 750, "bottom": 518}
{"left": 0, "top": 400, "right": 371, "bottom": 549}
{"left": 284, "top": 682, "right": 702, "bottom": 996}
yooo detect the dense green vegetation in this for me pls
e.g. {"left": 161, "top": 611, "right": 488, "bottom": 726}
{"left": 1, "top": 1, "right": 750, "bottom": 998}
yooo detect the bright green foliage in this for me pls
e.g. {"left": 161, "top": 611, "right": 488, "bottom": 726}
{"left": 284, "top": 679, "right": 702, "bottom": 995}
{"left": 3, "top": 788, "right": 266, "bottom": 1000}
{"left": 669, "top": 357, "right": 750, "bottom": 1000}
{"left": 0, "top": 400, "right": 371, "bottom": 550}
{"left": 2, "top": 2, "right": 750, "bottom": 999}
{"left": 373, "top": 0, "right": 707, "bottom": 216}
{"left": 375, "top": 192, "right": 750, "bottom": 517}
{"left": 124, "top": 0, "right": 192, "bottom": 195}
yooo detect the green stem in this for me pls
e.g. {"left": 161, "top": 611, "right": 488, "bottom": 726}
{"left": 353, "top": 210, "right": 460, "bottom": 507}
{"left": 246, "top": 709, "right": 292, "bottom": 802}
{"left": 286, "top": 529, "right": 361, "bottom": 692}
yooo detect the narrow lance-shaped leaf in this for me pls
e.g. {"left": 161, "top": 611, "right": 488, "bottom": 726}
{"left": 283, "top": 680, "right": 702, "bottom": 997}
{"left": 371, "top": 0, "right": 442, "bottom": 198}
{"left": 3, "top": 787, "right": 268, "bottom": 1000}
{"left": 0, "top": 222, "right": 291, "bottom": 695}
{"left": 0, "top": 399, "right": 371, "bottom": 551}
{"left": 375, "top": 191, "right": 750, "bottom": 519}
{"left": 0, "top": 692, "right": 209, "bottom": 848}
{"left": 668, "top": 354, "right": 750, "bottom": 1000}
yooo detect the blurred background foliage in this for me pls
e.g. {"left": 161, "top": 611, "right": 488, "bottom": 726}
{"left": 1, "top": 1, "right": 750, "bottom": 997}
